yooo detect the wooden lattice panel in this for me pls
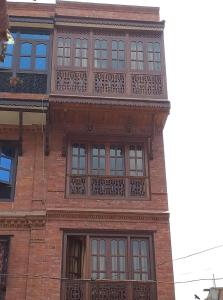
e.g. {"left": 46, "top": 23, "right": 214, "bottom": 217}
{"left": 56, "top": 70, "right": 87, "bottom": 93}
{"left": 70, "top": 176, "right": 86, "bottom": 195}
{"left": 131, "top": 74, "right": 163, "bottom": 96}
{"left": 91, "top": 177, "right": 125, "bottom": 196}
{"left": 94, "top": 72, "right": 125, "bottom": 94}
{"left": 91, "top": 282, "right": 127, "bottom": 300}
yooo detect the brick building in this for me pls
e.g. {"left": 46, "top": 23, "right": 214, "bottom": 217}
{"left": 0, "top": 1, "right": 175, "bottom": 300}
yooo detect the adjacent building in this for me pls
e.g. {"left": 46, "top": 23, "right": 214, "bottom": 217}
{"left": 0, "top": 1, "right": 175, "bottom": 300}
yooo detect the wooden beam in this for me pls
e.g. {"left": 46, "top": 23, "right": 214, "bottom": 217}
{"left": 18, "top": 111, "right": 23, "bottom": 156}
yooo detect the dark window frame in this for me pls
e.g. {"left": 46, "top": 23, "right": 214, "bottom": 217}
{"left": 0, "top": 236, "right": 10, "bottom": 300}
{"left": 0, "top": 141, "right": 18, "bottom": 202}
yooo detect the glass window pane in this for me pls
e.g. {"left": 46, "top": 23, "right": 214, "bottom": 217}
{"left": 92, "top": 272, "right": 97, "bottom": 280}
{"left": 137, "top": 148, "right": 142, "bottom": 157}
{"left": 100, "top": 240, "right": 106, "bottom": 255}
{"left": 0, "top": 157, "right": 11, "bottom": 170}
{"left": 75, "top": 48, "right": 80, "bottom": 57}
{"left": 80, "top": 146, "right": 85, "bottom": 155}
{"left": 79, "top": 157, "right": 85, "bottom": 169}
{"left": 6, "top": 44, "right": 14, "bottom": 55}
{"left": 91, "top": 240, "right": 97, "bottom": 255}
{"left": 92, "top": 256, "right": 97, "bottom": 270}
{"left": 58, "top": 37, "right": 64, "bottom": 47}
{"left": 148, "top": 52, "right": 153, "bottom": 61}
{"left": 136, "top": 159, "right": 143, "bottom": 170}
{"left": 82, "top": 59, "right": 87, "bottom": 67}
{"left": 148, "top": 62, "right": 154, "bottom": 70}
{"left": 99, "top": 257, "right": 106, "bottom": 271}
{"left": 132, "top": 240, "right": 139, "bottom": 255}
{"left": 92, "top": 157, "right": 98, "bottom": 169}
{"left": 101, "top": 60, "right": 107, "bottom": 68}
{"left": 75, "top": 58, "right": 81, "bottom": 67}
{"left": 112, "top": 257, "right": 118, "bottom": 271}
{"left": 112, "top": 52, "right": 118, "bottom": 59}
{"left": 134, "top": 273, "right": 141, "bottom": 280}
{"left": 0, "top": 55, "right": 12, "bottom": 69}
{"left": 100, "top": 158, "right": 105, "bottom": 170}
{"left": 65, "top": 38, "right": 71, "bottom": 47}
{"left": 131, "top": 61, "right": 136, "bottom": 70}
{"left": 141, "top": 257, "right": 148, "bottom": 272}
{"left": 154, "top": 42, "right": 160, "bottom": 52}
{"left": 155, "top": 62, "right": 161, "bottom": 71}
{"left": 111, "top": 240, "right": 117, "bottom": 255}
{"left": 138, "top": 52, "right": 143, "bottom": 60}
{"left": 72, "top": 157, "right": 78, "bottom": 169}
{"left": 119, "top": 51, "right": 124, "bottom": 60}
{"left": 119, "top": 257, "right": 125, "bottom": 272}
{"left": 133, "top": 257, "right": 140, "bottom": 271}
{"left": 141, "top": 241, "right": 147, "bottom": 256}
{"left": 119, "top": 240, "right": 125, "bottom": 256}
{"left": 76, "top": 39, "right": 81, "bottom": 48}
{"left": 112, "top": 41, "right": 117, "bottom": 50}
{"left": 0, "top": 170, "right": 10, "bottom": 184}
{"left": 120, "top": 273, "right": 126, "bottom": 280}
{"left": 112, "top": 61, "right": 118, "bottom": 69}
{"left": 64, "top": 48, "right": 71, "bottom": 57}
{"left": 131, "top": 42, "right": 136, "bottom": 51}
{"left": 36, "top": 44, "right": 47, "bottom": 56}
{"left": 110, "top": 158, "right": 115, "bottom": 170}
{"left": 64, "top": 57, "right": 70, "bottom": 66}
{"left": 101, "top": 51, "right": 107, "bottom": 59}
{"left": 20, "top": 33, "right": 49, "bottom": 40}
{"left": 35, "top": 57, "right": 46, "bottom": 70}
{"left": 20, "top": 57, "right": 31, "bottom": 69}
{"left": 57, "top": 48, "right": 63, "bottom": 56}
{"left": 138, "top": 62, "right": 144, "bottom": 70}
{"left": 82, "top": 39, "right": 88, "bottom": 48}
{"left": 72, "top": 146, "right": 79, "bottom": 155}
{"left": 20, "top": 43, "right": 32, "bottom": 55}
{"left": 142, "top": 273, "right": 148, "bottom": 280}
{"left": 130, "top": 159, "right": 136, "bottom": 170}
{"left": 131, "top": 52, "right": 136, "bottom": 60}
{"left": 148, "top": 42, "right": 153, "bottom": 52}
{"left": 99, "top": 273, "right": 106, "bottom": 279}
{"left": 117, "top": 158, "right": 124, "bottom": 170}
{"left": 137, "top": 42, "right": 143, "bottom": 51}
{"left": 82, "top": 49, "right": 87, "bottom": 57}
{"left": 119, "top": 41, "right": 124, "bottom": 50}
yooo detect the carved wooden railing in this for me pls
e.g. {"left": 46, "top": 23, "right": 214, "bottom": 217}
{"left": 55, "top": 70, "right": 165, "bottom": 99}
{"left": 61, "top": 279, "right": 156, "bottom": 300}
{"left": 69, "top": 175, "right": 146, "bottom": 198}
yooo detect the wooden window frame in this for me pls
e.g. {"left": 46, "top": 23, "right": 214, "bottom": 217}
{"left": 66, "top": 137, "right": 150, "bottom": 199}
{"left": 62, "top": 232, "right": 155, "bottom": 282}
{"left": 0, "top": 141, "right": 18, "bottom": 202}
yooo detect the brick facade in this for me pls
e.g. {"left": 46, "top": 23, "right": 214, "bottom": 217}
{"left": 0, "top": 2, "right": 175, "bottom": 300}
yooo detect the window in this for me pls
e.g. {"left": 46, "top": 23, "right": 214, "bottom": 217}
{"left": 75, "top": 38, "right": 88, "bottom": 68}
{"left": 148, "top": 42, "right": 161, "bottom": 71}
{"left": 57, "top": 37, "right": 71, "bottom": 67}
{"left": 0, "top": 31, "right": 50, "bottom": 94}
{"left": 68, "top": 142, "right": 147, "bottom": 198}
{"left": 0, "top": 143, "right": 17, "bottom": 201}
{"left": 112, "top": 40, "right": 125, "bottom": 70}
{"left": 131, "top": 41, "right": 144, "bottom": 70}
{"left": 63, "top": 234, "right": 154, "bottom": 282}
{"left": 70, "top": 143, "right": 144, "bottom": 177}
{"left": 94, "top": 39, "right": 108, "bottom": 69}
{"left": 91, "top": 237, "right": 152, "bottom": 280}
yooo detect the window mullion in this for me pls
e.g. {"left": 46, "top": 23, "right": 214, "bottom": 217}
{"left": 105, "top": 143, "right": 110, "bottom": 176}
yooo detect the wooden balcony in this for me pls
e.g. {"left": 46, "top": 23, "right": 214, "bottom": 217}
{"left": 54, "top": 70, "right": 167, "bottom": 100}
{"left": 68, "top": 175, "right": 148, "bottom": 198}
{"left": 61, "top": 279, "right": 156, "bottom": 300}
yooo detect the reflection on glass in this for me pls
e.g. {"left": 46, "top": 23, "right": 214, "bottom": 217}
{"left": 91, "top": 239, "right": 97, "bottom": 255}
{"left": 35, "top": 57, "right": 46, "bottom": 70}
{"left": 99, "top": 257, "right": 106, "bottom": 271}
{"left": 133, "top": 240, "right": 139, "bottom": 255}
{"left": 20, "top": 57, "right": 31, "bottom": 69}
{"left": 36, "top": 44, "right": 47, "bottom": 56}
{"left": 111, "top": 240, "right": 117, "bottom": 255}
{"left": 100, "top": 240, "right": 106, "bottom": 255}
{"left": 119, "top": 257, "right": 125, "bottom": 272}
{"left": 20, "top": 43, "right": 32, "bottom": 55}
{"left": 0, "top": 170, "right": 10, "bottom": 184}
{"left": 112, "top": 257, "right": 118, "bottom": 271}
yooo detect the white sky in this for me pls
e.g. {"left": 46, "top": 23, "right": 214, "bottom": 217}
{"left": 9, "top": 0, "right": 223, "bottom": 299}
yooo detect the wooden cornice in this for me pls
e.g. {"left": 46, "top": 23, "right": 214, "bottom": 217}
{"left": 49, "top": 94, "right": 170, "bottom": 112}
{"left": 47, "top": 209, "right": 169, "bottom": 223}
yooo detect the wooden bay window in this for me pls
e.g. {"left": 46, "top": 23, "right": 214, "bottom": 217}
{"left": 67, "top": 141, "right": 149, "bottom": 198}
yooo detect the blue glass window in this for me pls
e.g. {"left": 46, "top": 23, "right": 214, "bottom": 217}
{"left": 0, "top": 44, "right": 14, "bottom": 69}
{"left": 20, "top": 42, "right": 32, "bottom": 70}
{"left": 0, "top": 154, "right": 13, "bottom": 185}
{"left": 20, "top": 33, "right": 49, "bottom": 40}
{"left": 35, "top": 43, "right": 47, "bottom": 70}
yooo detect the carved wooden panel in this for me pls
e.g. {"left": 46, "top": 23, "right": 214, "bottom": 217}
{"left": 131, "top": 74, "right": 162, "bottom": 96}
{"left": 94, "top": 72, "right": 125, "bottom": 94}
{"left": 70, "top": 176, "right": 86, "bottom": 195}
{"left": 91, "top": 282, "right": 127, "bottom": 300}
{"left": 64, "top": 280, "right": 85, "bottom": 300}
{"left": 133, "top": 282, "right": 151, "bottom": 300}
{"left": 0, "top": 238, "right": 9, "bottom": 290}
{"left": 129, "top": 178, "right": 145, "bottom": 197}
{"left": 56, "top": 70, "right": 87, "bottom": 92}
{"left": 91, "top": 177, "right": 125, "bottom": 196}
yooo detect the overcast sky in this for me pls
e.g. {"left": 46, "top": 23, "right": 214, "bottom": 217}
{"left": 9, "top": 0, "right": 223, "bottom": 299}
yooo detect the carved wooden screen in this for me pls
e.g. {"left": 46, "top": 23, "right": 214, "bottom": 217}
{"left": 0, "top": 237, "right": 10, "bottom": 300}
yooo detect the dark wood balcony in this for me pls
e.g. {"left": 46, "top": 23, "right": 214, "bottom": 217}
{"left": 68, "top": 175, "right": 148, "bottom": 198}
{"left": 55, "top": 70, "right": 166, "bottom": 100}
{"left": 61, "top": 279, "right": 156, "bottom": 300}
